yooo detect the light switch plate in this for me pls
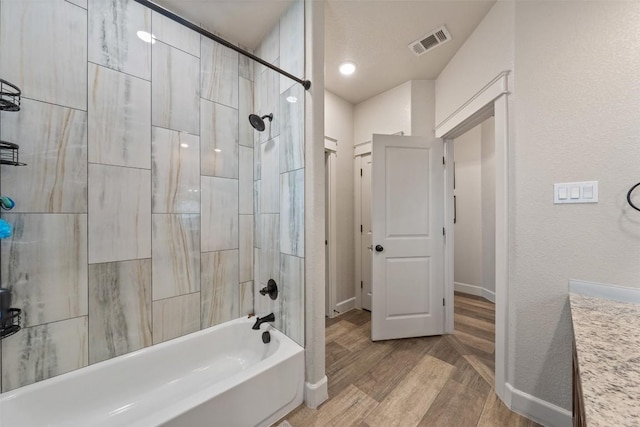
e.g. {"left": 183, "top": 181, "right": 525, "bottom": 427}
{"left": 554, "top": 181, "right": 598, "bottom": 204}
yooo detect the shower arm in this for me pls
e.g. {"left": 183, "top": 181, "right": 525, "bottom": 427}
{"left": 133, "top": 0, "right": 312, "bottom": 91}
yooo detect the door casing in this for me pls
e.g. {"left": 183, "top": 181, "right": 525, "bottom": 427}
{"left": 325, "top": 137, "right": 338, "bottom": 317}
{"left": 353, "top": 150, "right": 371, "bottom": 310}
{"left": 360, "top": 154, "right": 372, "bottom": 311}
{"left": 438, "top": 71, "right": 511, "bottom": 402}
{"left": 353, "top": 132, "right": 405, "bottom": 310}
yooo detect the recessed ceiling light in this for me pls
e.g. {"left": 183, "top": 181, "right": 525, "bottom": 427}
{"left": 137, "top": 31, "right": 156, "bottom": 44}
{"left": 214, "top": 148, "right": 222, "bottom": 153}
{"left": 339, "top": 61, "right": 356, "bottom": 76}
{"left": 180, "top": 143, "right": 189, "bottom": 148}
{"left": 286, "top": 96, "right": 298, "bottom": 103}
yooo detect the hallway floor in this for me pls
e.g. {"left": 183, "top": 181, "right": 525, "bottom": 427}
{"left": 279, "top": 293, "right": 539, "bottom": 426}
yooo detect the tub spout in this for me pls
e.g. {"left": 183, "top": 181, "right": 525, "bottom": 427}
{"left": 252, "top": 313, "right": 275, "bottom": 330}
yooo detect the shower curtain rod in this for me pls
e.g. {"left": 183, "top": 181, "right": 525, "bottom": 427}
{"left": 133, "top": 0, "right": 311, "bottom": 90}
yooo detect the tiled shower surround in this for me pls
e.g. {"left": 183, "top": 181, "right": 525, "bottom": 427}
{"left": 0, "top": 0, "right": 304, "bottom": 392}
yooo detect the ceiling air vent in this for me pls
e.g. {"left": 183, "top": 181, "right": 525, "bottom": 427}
{"left": 408, "top": 25, "right": 451, "bottom": 57}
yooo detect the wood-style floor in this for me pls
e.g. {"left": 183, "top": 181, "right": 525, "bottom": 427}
{"left": 278, "top": 292, "right": 539, "bottom": 427}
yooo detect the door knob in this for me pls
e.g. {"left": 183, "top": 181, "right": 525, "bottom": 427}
{"left": 375, "top": 245, "right": 384, "bottom": 252}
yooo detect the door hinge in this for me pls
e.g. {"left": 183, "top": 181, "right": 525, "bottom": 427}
{"left": 443, "top": 156, "right": 446, "bottom": 166}
{"left": 443, "top": 298, "right": 445, "bottom": 306}
{"left": 361, "top": 281, "right": 363, "bottom": 289}
{"left": 361, "top": 224, "right": 363, "bottom": 233}
{"left": 443, "top": 227, "right": 446, "bottom": 236}
{"left": 360, "top": 168, "right": 363, "bottom": 176}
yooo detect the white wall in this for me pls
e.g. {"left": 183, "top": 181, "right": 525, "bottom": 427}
{"left": 454, "top": 127, "right": 484, "bottom": 289}
{"left": 435, "top": 1, "right": 514, "bottom": 128}
{"left": 324, "top": 90, "right": 355, "bottom": 304}
{"left": 512, "top": 0, "right": 640, "bottom": 411}
{"left": 410, "top": 80, "right": 436, "bottom": 138}
{"left": 353, "top": 81, "right": 412, "bottom": 144}
{"left": 437, "top": 0, "right": 640, "bottom": 415}
{"left": 481, "top": 117, "right": 495, "bottom": 294}
{"left": 354, "top": 79, "right": 435, "bottom": 144}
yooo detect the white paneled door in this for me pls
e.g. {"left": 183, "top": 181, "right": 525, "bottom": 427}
{"left": 371, "top": 135, "right": 444, "bottom": 341}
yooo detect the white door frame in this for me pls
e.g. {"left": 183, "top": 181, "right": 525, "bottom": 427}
{"left": 353, "top": 132, "right": 405, "bottom": 310}
{"left": 353, "top": 152, "right": 367, "bottom": 310}
{"left": 325, "top": 137, "right": 338, "bottom": 317}
{"left": 437, "top": 71, "right": 510, "bottom": 401}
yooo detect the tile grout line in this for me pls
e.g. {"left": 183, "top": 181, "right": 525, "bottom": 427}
{"left": 237, "top": 50, "right": 241, "bottom": 315}
{"left": 19, "top": 96, "right": 87, "bottom": 114}
{"left": 198, "top": 33, "right": 203, "bottom": 331}
{"left": 152, "top": 123, "right": 200, "bottom": 137}
{"left": 152, "top": 290, "right": 201, "bottom": 304}
{"left": 18, "top": 314, "right": 89, "bottom": 332}
{"left": 88, "top": 161, "right": 151, "bottom": 172}
{"left": 88, "top": 60, "right": 150, "bottom": 83}
{"left": 86, "top": 0, "right": 90, "bottom": 368}
{"left": 155, "top": 38, "right": 199, "bottom": 61}
{"left": 150, "top": 7, "right": 155, "bottom": 346}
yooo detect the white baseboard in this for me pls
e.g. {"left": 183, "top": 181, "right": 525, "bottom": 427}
{"left": 304, "top": 376, "right": 328, "bottom": 409}
{"left": 482, "top": 288, "right": 496, "bottom": 303}
{"left": 454, "top": 282, "right": 496, "bottom": 303}
{"left": 455, "top": 282, "right": 483, "bottom": 297}
{"left": 335, "top": 297, "right": 355, "bottom": 314}
{"left": 505, "top": 383, "right": 572, "bottom": 427}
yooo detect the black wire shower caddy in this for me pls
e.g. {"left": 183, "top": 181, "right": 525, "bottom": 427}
{"left": 0, "top": 78, "right": 21, "bottom": 112}
{"left": 0, "top": 308, "right": 21, "bottom": 340}
{"left": 0, "top": 79, "right": 25, "bottom": 339}
{"left": 0, "top": 78, "right": 26, "bottom": 166}
{"left": 0, "top": 141, "right": 26, "bottom": 166}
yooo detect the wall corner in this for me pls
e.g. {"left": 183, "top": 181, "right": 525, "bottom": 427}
{"left": 304, "top": 0, "right": 328, "bottom": 409}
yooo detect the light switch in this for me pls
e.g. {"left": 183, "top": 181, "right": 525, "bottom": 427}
{"left": 570, "top": 186, "right": 580, "bottom": 199}
{"left": 554, "top": 181, "right": 598, "bottom": 204}
{"left": 558, "top": 186, "right": 568, "bottom": 200}
{"left": 583, "top": 185, "right": 594, "bottom": 199}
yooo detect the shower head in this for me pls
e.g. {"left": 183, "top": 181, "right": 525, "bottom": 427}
{"left": 248, "top": 113, "right": 273, "bottom": 132}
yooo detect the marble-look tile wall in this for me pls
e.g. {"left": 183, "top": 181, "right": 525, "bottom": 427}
{"left": 253, "top": 0, "right": 305, "bottom": 346}
{"left": 0, "top": 0, "right": 271, "bottom": 392}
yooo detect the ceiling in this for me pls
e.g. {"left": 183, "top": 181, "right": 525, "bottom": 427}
{"left": 325, "top": 0, "right": 495, "bottom": 104}
{"left": 154, "top": 0, "right": 495, "bottom": 105}
{"left": 155, "top": 0, "right": 293, "bottom": 49}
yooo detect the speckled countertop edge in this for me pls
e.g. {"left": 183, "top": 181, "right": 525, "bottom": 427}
{"left": 570, "top": 293, "right": 640, "bottom": 427}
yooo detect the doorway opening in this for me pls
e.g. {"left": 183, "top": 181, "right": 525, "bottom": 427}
{"left": 325, "top": 137, "right": 338, "bottom": 318}
{"left": 353, "top": 131, "right": 403, "bottom": 313}
{"left": 354, "top": 151, "right": 372, "bottom": 312}
{"left": 451, "top": 116, "right": 497, "bottom": 383}
{"left": 439, "top": 71, "right": 510, "bottom": 401}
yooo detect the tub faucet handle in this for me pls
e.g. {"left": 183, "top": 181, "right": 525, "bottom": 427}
{"left": 259, "top": 279, "right": 279, "bottom": 300}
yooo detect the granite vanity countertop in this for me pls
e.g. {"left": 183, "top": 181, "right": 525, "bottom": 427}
{"left": 570, "top": 293, "right": 640, "bottom": 427}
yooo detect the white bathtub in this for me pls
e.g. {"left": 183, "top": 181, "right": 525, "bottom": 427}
{"left": 0, "top": 317, "right": 304, "bottom": 427}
